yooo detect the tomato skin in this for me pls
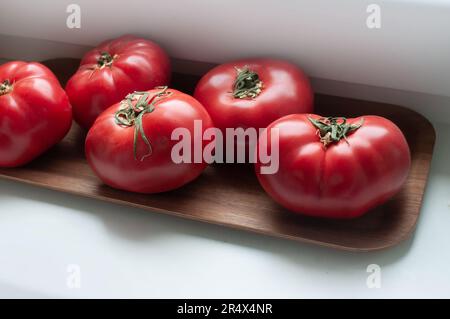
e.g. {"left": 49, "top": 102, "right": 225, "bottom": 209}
{"left": 0, "top": 61, "right": 72, "bottom": 167}
{"left": 85, "top": 88, "right": 213, "bottom": 193}
{"left": 193, "top": 58, "right": 313, "bottom": 132}
{"left": 255, "top": 114, "right": 411, "bottom": 219}
{"left": 66, "top": 35, "right": 171, "bottom": 129}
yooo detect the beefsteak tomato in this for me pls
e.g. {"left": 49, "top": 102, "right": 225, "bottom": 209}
{"left": 255, "top": 114, "right": 411, "bottom": 218}
{"left": 0, "top": 61, "right": 72, "bottom": 167}
{"left": 85, "top": 87, "right": 213, "bottom": 193}
{"left": 194, "top": 58, "right": 313, "bottom": 133}
{"left": 66, "top": 35, "right": 171, "bottom": 129}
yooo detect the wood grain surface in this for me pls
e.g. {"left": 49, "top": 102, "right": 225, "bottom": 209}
{"left": 0, "top": 58, "right": 436, "bottom": 252}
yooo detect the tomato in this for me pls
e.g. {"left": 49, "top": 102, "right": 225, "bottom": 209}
{"left": 66, "top": 35, "right": 171, "bottom": 129}
{"left": 255, "top": 114, "right": 411, "bottom": 219}
{"left": 85, "top": 87, "right": 213, "bottom": 193}
{"left": 0, "top": 61, "right": 72, "bottom": 167}
{"left": 193, "top": 58, "right": 313, "bottom": 134}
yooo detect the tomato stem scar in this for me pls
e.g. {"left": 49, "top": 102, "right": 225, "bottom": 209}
{"left": 232, "top": 66, "right": 263, "bottom": 99}
{"left": 114, "top": 86, "right": 171, "bottom": 161}
{"left": 308, "top": 116, "right": 364, "bottom": 147}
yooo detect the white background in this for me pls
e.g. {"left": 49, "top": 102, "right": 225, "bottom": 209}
{"left": 1, "top": 0, "right": 450, "bottom": 298}
{"left": 0, "top": 0, "right": 449, "bottom": 97}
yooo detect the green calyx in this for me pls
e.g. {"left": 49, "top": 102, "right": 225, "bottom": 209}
{"left": 97, "top": 52, "right": 116, "bottom": 68}
{"left": 0, "top": 79, "right": 12, "bottom": 95}
{"left": 308, "top": 116, "right": 364, "bottom": 147}
{"left": 114, "top": 86, "right": 171, "bottom": 161}
{"left": 232, "top": 66, "right": 263, "bottom": 99}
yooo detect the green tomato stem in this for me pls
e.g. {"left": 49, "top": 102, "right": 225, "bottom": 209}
{"left": 232, "top": 66, "right": 263, "bottom": 99}
{"left": 308, "top": 116, "right": 364, "bottom": 147}
{"left": 97, "top": 52, "right": 116, "bottom": 68}
{"left": 114, "top": 86, "right": 171, "bottom": 161}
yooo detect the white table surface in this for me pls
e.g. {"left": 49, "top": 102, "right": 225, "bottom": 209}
{"left": 0, "top": 121, "right": 449, "bottom": 299}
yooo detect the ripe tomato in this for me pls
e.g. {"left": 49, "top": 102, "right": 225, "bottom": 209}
{"left": 85, "top": 87, "right": 213, "bottom": 193}
{"left": 255, "top": 114, "right": 411, "bottom": 219}
{"left": 66, "top": 35, "right": 171, "bottom": 129}
{"left": 0, "top": 61, "right": 72, "bottom": 167}
{"left": 193, "top": 58, "right": 313, "bottom": 133}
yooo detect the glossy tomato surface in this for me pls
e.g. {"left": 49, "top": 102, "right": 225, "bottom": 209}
{"left": 255, "top": 114, "right": 411, "bottom": 219}
{"left": 66, "top": 35, "right": 171, "bottom": 129}
{"left": 85, "top": 88, "right": 213, "bottom": 193}
{"left": 194, "top": 58, "right": 313, "bottom": 132}
{"left": 0, "top": 61, "right": 72, "bottom": 167}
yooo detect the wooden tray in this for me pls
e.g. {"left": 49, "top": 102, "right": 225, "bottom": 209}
{"left": 0, "top": 58, "right": 436, "bottom": 252}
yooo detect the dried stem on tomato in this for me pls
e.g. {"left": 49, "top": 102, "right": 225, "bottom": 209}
{"left": 97, "top": 52, "right": 117, "bottom": 69}
{"left": 114, "top": 86, "right": 171, "bottom": 161}
{"left": 309, "top": 116, "right": 364, "bottom": 147}
{"left": 232, "top": 66, "right": 263, "bottom": 99}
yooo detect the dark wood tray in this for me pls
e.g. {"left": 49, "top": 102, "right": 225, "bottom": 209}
{"left": 0, "top": 58, "right": 436, "bottom": 252}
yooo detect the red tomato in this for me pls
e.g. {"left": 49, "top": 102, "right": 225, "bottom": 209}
{"left": 85, "top": 87, "right": 213, "bottom": 193}
{"left": 0, "top": 61, "right": 72, "bottom": 167}
{"left": 193, "top": 58, "right": 313, "bottom": 133}
{"left": 255, "top": 114, "right": 411, "bottom": 219}
{"left": 66, "top": 35, "right": 171, "bottom": 129}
